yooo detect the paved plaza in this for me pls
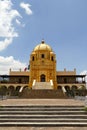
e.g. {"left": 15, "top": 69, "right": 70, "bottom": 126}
{"left": 0, "top": 98, "right": 85, "bottom": 106}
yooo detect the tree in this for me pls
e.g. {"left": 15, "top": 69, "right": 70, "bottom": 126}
{"left": 0, "top": 86, "right": 7, "bottom": 96}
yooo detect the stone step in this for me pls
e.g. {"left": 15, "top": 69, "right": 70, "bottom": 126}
{"left": 33, "top": 82, "right": 52, "bottom": 89}
{"left": 0, "top": 122, "right": 87, "bottom": 127}
{"left": 0, "top": 107, "right": 84, "bottom": 111}
{"left": 0, "top": 105, "right": 86, "bottom": 127}
{"left": 0, "top": 114, "right": 87, "bottom": 118}
{"left": 0, "top": 109, "right": 83, "bottom": 113}
{"left": 0, "top": 111, "right": 86, "bottom": 115}
{"left": 0, "top": 118, "right": 87, "bottom": 122}
{"left": 1, "top": 105, "right": 84, "bottom": 108}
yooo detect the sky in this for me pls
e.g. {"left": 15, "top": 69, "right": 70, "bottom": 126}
{"left": 0, "top": 0, "right": 87, "bottom": 78}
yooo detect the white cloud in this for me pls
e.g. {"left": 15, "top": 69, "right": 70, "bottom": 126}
{"left": 16, "top": 19, "right": 25, "bottom": 27}
{"left": 0, "top": 56, "right": 26, "bottom": 75}
{"left": 0, "top": 0, "right": 21, "bottom": 51}
{"left": 0, "top": 38, "right": 12, "bottom": 51}
{"left": 80, "top": 70, "right": 87, "bottom": 75}
{"left": 0, "top": 1, "right": 32, "bottom": 74}
{"left": 16, "top": 19, "right": 21, "bottom": 26}
{"left": 80, "top": 70, "right": 87, "bottom": 89}
{"left": 20, "top": 2, "right": 33, "bottom": 15}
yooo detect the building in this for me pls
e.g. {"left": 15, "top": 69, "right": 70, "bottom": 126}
{"left": 0, "top": 40, "right": 86, "bottom": 97}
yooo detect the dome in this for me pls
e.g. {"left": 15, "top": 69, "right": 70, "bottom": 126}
{"left": 33, "top": 40, "right": 52, "bottom": 52}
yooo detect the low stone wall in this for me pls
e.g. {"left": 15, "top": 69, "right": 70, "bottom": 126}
{"left": 19, "top": 89, "right": 67, "bottom": 99}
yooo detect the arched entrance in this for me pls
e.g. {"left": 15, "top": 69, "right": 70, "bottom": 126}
{"left": 8, "top": 86, "right": 15, "bottom": 96}
{"left": 71, "top": 85, "right": 77, "bottom": 91}
{"left": 40, "top": 74, "right": 46, "bottom": 82}
{"left": 0, "top": 86, "right": 7, "bottom": 96}
{"left": 65, "top": 86, "right": 70, "bottom": 91}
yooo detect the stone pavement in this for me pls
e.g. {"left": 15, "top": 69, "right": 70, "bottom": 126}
{"left": 0, "top": 98, "right": 85, "bottom": 106}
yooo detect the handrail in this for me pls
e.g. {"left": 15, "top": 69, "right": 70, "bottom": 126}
{"left": 62, "top": 86, "right": 66, "bottom": 93}
{"left": 19, "top": 87, "right": 23, "bottom": 92}
{"left": 50, "top": 80, "right": 53, "bottom": 86}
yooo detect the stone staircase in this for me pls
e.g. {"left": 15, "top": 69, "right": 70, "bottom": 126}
{"left": 0, "top": 105, "right": 87, "bottom": 127}
{"left": 32, "top": 82, "right": 53, "bottom": 89}
{"left": 20, "top": 89, "right": 67, "bottom": 98}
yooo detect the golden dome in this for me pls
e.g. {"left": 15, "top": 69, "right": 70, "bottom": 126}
{"left": 33, "top": 40, "right": 52, "bottom": 51}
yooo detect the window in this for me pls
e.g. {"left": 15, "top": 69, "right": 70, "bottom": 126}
{"left": 32, "top": 56, "right": 34, "bottom": 61}
{"left": 41, "top": 54, "right": 45, "bottom": 58}
{"left": 51, "top": 56, "right": 54, "bottom": 61}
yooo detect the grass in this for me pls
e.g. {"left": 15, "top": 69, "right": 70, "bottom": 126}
{"left": 84, "top": 106, "right": 87, "bottom": 111}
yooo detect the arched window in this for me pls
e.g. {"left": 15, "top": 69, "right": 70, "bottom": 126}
{"left": 41, "top": 54, "right": 45, "bottom": 58}
{"left": 32, "top": 56, "right": 34, "bottom": 61}
{"left": 51, "top": 56, "right": 54, "bottom": 61}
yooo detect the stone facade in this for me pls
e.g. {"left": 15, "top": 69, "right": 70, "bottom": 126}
{"left": 29, "top": 40, "right": 57, "bottom": 88}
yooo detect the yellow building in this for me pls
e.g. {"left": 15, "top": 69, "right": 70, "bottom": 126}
{"left": 0, "top": 40, "right": 86, "bottom": 97}
{"left": 29, "top": 40, "right": 57, "bottom": 89}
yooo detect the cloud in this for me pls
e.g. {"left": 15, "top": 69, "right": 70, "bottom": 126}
{"left": 0, "top": 0, "right": 33, "bottom": 51}
{"left": 16, "top": 19, "right": 21, "bottom": 26}
{"left": 0, "top": 1, "right": 33, "bottom": 74}
{"left": 80, "top": 70, "right": 87, "bottom": 84}
{"left": 0, "top": 56, "right": 26, "bottom": 75}
{"left": 16, "top": 19, "right": 25, "bottom": 27}
{"left": 0, "top": 38, "right": 12, "bottom": 51}
{"left": 0, "top": 0, "right": 21, "bottom": 51}
{"left": 80, "top": 70, "right": 87, "bottom": 75}
{"left": 20, "top": 2, "right": 33, "bottom": 15}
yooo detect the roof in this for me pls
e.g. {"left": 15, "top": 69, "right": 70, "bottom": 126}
{"left": 33, "top": 40, "right": 53, "bottom": 51}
